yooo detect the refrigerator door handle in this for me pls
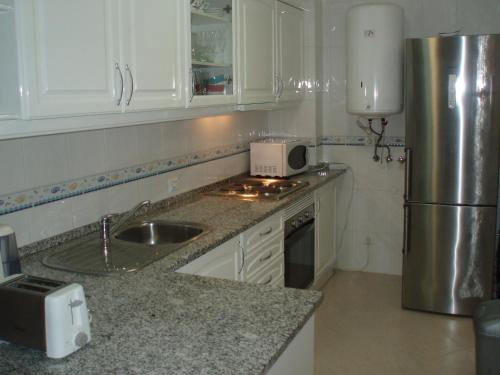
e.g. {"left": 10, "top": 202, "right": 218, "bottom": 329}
{"left": 403, "top": 204, "right": 411, "bottom": 254}
{"left": 404, "top": 147, "right": 412, "bottom": 201}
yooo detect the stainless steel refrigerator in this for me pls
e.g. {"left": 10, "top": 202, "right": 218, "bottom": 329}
{"left": 402, "top": 34, "right": 500, "bottom": 316}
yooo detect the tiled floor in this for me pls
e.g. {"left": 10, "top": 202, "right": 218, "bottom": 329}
{"left": 315, "top": 271, "right": 475, "bottom": 375}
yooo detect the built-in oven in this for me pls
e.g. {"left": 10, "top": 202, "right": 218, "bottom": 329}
{"left": 284, "top": 204, "right": 315, "bottom": 289}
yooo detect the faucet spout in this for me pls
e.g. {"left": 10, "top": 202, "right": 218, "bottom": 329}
{"left": 99, "top": 200, "right": 151, "bottom": 254}
{"left": 111, "top": 200, "right": 151, "bottom": 235}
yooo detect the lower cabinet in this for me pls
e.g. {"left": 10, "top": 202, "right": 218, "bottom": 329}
{"left": 177, "top": 236, "right": 242, "bottom": 281}
{"left": 266, "top": 314, "right": 315, "bottom": 375}
{"left": 177, "top": 211, "right": 284, "bottom": 285}
{"left": 314, "top": 180, "right": 336, "bottom": 287}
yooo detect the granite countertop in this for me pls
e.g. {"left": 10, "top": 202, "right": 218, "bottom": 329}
{"left": 0, "top": 169, "right": 345, "bottom": 375}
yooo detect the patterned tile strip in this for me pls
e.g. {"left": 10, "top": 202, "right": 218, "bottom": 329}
{"left": 0, "top": 142, "right": 251, "bottom": 216}
{"left": 320, "top": 135, "right": 405, "bottom": 147}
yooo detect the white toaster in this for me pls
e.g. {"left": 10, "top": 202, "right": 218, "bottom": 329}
{"left": 0, "top": 274, "right": 91, "bottom": 359}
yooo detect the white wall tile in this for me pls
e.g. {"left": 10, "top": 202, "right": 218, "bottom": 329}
{"left": 137, "top": 123, "right": 165, "bottom": 164}
{"left": 457, "top": 0, "right": 500, "bottom": 35}
{"left": 0, "top": 138, "right": 25, "bottom": 195}
{"left": 29, "top": 200, "right": 73, "bottom": 242}
{"left": 106, "top": 181, "right": 139, "bottom": 214}
{"left": 0, "top": 210, "right": 31, "bottom": 247}
{"left": 137, "top": 174, "right": 169, "bottom": 203}
{"left": 419, "top": 0, "right": 458, "bottom": 37}
{"left": 67, "top": 129, "right": 106, "bottom": 179}
{"left": 104, "top": 126, "right": 139, "bottom": 171}
{"left": 23, "top": 134, "right": 69, "bottom": 189}
{"left": 162, "top": 121, "right": 188, "bottom": 158}
{"left": 71, "top": 190, "right": 108, "bottom": 228}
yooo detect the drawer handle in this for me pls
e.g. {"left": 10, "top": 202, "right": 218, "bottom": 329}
{"left": 263, "top": 275, "right": 273, "bottom": 285}
{"left": 259, "top": 252, "right": 273, "bottom": 262}
{"left": 259, "top": 227, "right": 273, "bottom": 237}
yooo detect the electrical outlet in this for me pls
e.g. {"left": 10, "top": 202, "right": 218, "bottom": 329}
{"left": 167, "top": 177, "right": 178, "bottom": 193}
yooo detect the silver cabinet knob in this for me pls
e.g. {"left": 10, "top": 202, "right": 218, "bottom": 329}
{"left": 398, "top": 154, "right": 406, "bottom": 163}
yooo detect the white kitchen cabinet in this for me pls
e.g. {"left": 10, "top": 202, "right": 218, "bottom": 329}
{"left": 176, "top": 237, "right": 242, "bottom": 281}
{"left": 16, "top": 0, "right": 120, "bottom": 117}
{"left": 178, "top": 211, "right": 284, "bottom": 285}
{"left": 15, "top": 0, "right": 184, "bottom": 118}
{"left": 276, "top": 1, "right": 304, "bottom": 102}
{"left": 314, "top": 180, "right": 336, "bottom": 287}
{"left": 267, "top": 314, "right": 315, "bottom": 375}
{"left": 186, "top": 0, "right": 237, "bottom": 107}
{"left": 236, "top": 0, "right": 277, "bottom": 104}
{"left": 119, "top": 0, "right": 185, "bottom": 111}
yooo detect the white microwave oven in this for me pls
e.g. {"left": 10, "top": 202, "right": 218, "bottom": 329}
{"left": 250, "top": 138, "right": 309, "bottom": 178}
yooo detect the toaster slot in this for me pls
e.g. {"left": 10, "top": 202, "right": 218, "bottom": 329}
{"left": 10, "top": 282, "right": 51, "bottom": 294}
{"left": 1, "top": 275, "right": 66, "bottom": 295}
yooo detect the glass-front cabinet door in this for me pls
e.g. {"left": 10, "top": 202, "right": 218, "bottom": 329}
{"left": 188, "top": 0, "right": 236, "bottom": 106}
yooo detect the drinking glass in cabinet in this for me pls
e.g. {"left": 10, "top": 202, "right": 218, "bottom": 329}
{"left": 190, "top": 0, "right": 233, "bottom": 98}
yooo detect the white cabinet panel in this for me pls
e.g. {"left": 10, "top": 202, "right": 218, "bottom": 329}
{"left": 240, "top": 211, "right": 282, "bottom": 249}
{"left": 176, "top": 237, "right": 242, "bottom": 281}
{"left": 18, "top": 0, "right": 120, "bottom": 117}
{"left": 267, "top": 314, "right": 315, "bottom": 375}
{"left": 120, "top": 0, "right": 184, "bottom": 110}
{"left": 245, "top": 233, "right": 284, "bottom": 278}
{"left": 315, "top": 180, "right": 336, "bottom": 283}
{"left": 276, "top": 1, "right": 304, "bottom": 102}
{"left": 237, "top": 0, "right": 276, "bottom": 104}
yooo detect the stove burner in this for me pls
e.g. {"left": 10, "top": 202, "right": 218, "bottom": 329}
{"left": 207, "top": 178, "right": 309, "bottom": 200}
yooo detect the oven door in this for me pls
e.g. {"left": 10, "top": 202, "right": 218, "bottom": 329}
{"left": 286, "top": 144, "right": 309, "bottom": 176}
{"left": 284, "top": 219, "right": 315, "bottom": 289}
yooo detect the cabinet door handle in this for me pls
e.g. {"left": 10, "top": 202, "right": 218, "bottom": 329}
{"left": 115, "top": 63, "right": 124, "bottom": 106}
{"left": 263, "top": 275, "right": 273, "bottom": 285}
{"left": 274, "top": 74, "right": 280, "bottom": 97}
{"left": 259, "top": 251, "right": 273, "bottom": 262}
{"left": 125, "top": 64, "right": 134, "bottom": 106}
{"left": 238, "top": 239, "right": 245, "bottom": 275}
{"left": 189, "top": 69, "right": 194, "bottom": 103}
{"left": 259, "top": 227, "right": 273, "bottom": 237}
{"left": 278, "top": 76, "right": 284, "bottom": 98}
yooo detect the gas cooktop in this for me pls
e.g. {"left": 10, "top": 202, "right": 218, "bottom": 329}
{"left": 207, "top": 177, "right": 309, "bottom": 200}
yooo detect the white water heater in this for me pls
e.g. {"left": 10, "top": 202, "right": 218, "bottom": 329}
{"left": 346, "top": 4, "right": 404, "bottom": 118}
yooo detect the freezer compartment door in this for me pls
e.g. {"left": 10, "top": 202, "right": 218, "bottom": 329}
{"left": 405, "top": 35, "right": 500, "bottom": 205}
{"left": 402, "top": 203, "right": 497, "bottom": 316}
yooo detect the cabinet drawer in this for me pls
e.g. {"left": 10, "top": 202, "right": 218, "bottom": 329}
{"left": 241, "top": 211, "right": 283, "bottom": 249}
{"left": 247, "top": 254, "right": 284, "bottom": 286}
{"left": 245, "top": 233, "right": 284, "bottom": 277}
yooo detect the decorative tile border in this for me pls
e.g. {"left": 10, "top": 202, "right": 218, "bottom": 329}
{"left": 0, "top": 142, "right": 251, "bottom": 216}
{"left": 320, "top": 135, "right": 405, "bottom": 147}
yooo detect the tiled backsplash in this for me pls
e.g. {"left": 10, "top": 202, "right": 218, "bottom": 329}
{"left": 0, "top": 112, "right": 268, "bottom": 247}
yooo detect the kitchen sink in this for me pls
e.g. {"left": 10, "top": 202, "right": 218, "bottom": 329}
{"left": 43, "top": 220, "right": 210, "bottom": 275}
{"left": 115, "top": 221, "right": 205, "bottom": 245}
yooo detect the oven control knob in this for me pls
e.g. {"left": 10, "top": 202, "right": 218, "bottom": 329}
{"left": 298, "top": 216, "right": 304, "bottom": 224}
{"left": 304, "top": 211, "right": 310, "bottom": 219}
{"left": 291, "top": 220, "right": 297, "bottom": 228}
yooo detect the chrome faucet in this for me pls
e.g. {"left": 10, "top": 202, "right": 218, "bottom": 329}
{"left": 99, "top": 200, "right": 151, "bottom": 253}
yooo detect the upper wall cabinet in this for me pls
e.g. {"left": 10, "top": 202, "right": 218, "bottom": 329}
{"left": 187, "top": 0, "right": 237, "bottom": 107}
{"left": 15, "top": 0, "right": 185, "bottom": 119}
{"left": 276, "top": 1, "right": 304, "bottom": 102}
{"left": 236, "top": 0, "right": 304, "bottom": 105}
{"left": 119, "top": 0, "right": 185, "bottom": 112}
{"left": 236, "top": 0, "right": 277, "bottom": 105}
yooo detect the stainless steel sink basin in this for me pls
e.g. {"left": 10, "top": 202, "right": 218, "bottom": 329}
{"left": 115, "top": 220, "right": 206, "bottom": 245}
{"left": 43, "top": 220, "right": 210, "bottom": 275}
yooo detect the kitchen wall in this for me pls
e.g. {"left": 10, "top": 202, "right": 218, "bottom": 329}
{"left": 316, "top": 0, "right": 500, "bottom": 275}
{"left": 0, "top": 112, "right": 268, "bottom": 247}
